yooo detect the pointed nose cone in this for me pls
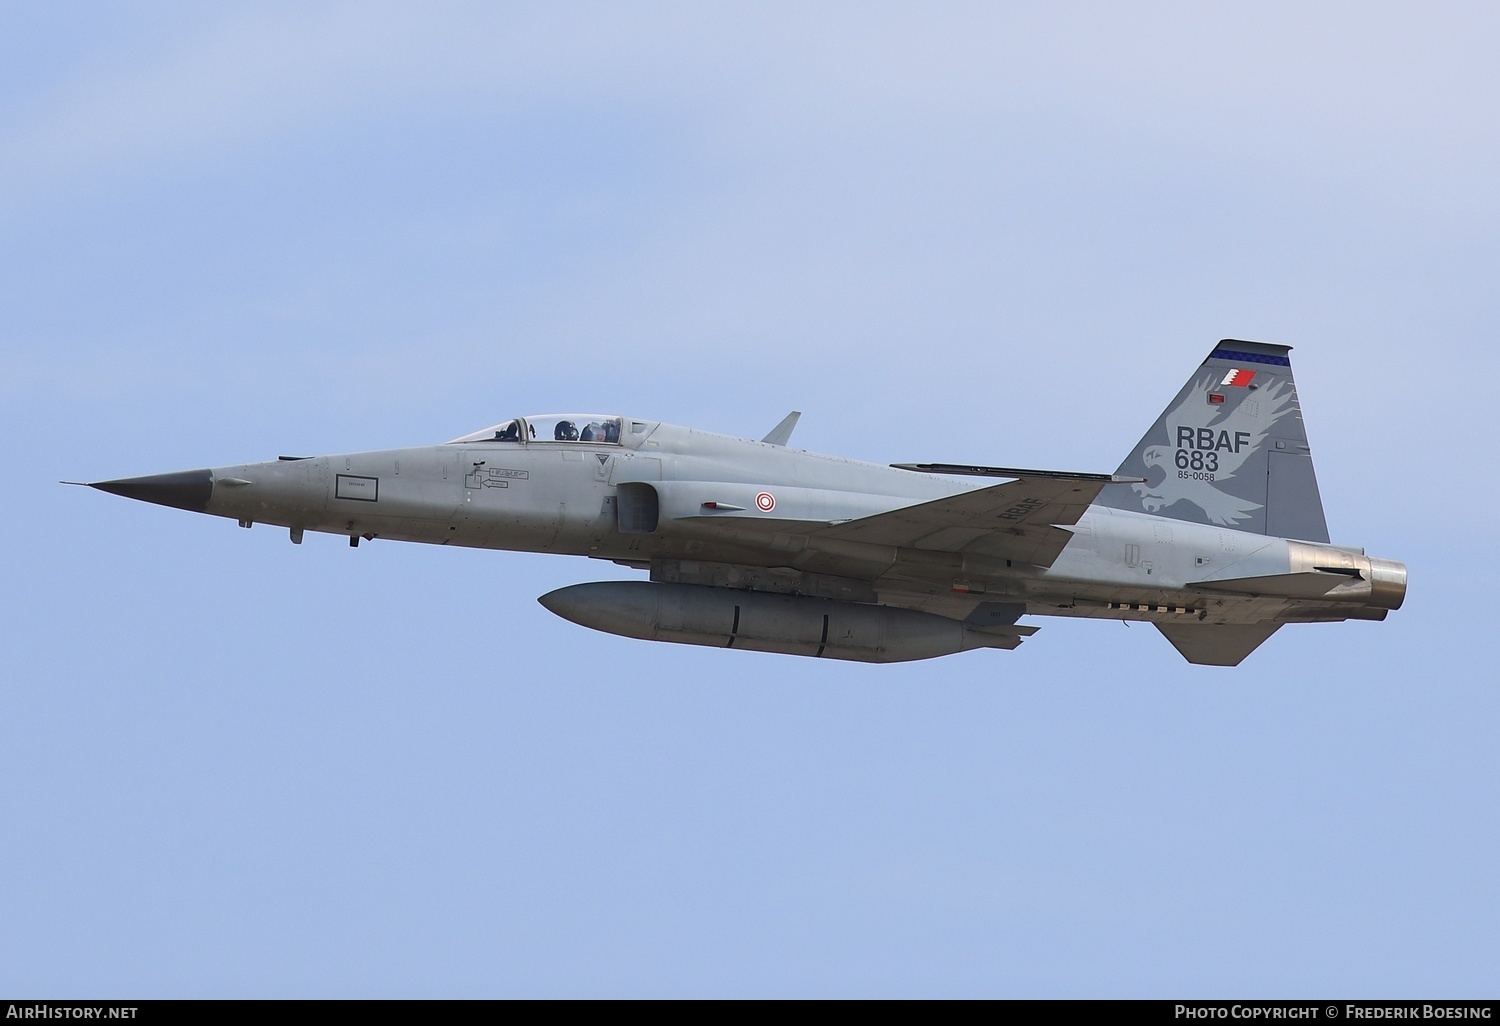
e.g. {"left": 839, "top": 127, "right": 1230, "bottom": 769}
{"left": 91, "top": 469, "right": 213, "bottom": 513}
{"left": 538, "top": 585, "right": 594, "bottom": 625}
{"left": 539, "top": 582, "right": 661, "bottom": 641}
{"left": 539, "top": 583, "right": 650, "bottom": 635}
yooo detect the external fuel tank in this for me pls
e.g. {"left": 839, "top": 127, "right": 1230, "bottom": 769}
{"left": 538, "top": 581, "right": 1012, "bottom": 663}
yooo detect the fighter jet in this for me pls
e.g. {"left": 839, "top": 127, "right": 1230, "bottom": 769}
{"left": 76, "top": 340, "right": 1405, "bottom": 665}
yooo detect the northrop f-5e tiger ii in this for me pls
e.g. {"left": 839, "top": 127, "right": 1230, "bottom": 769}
{"left": 76, "top": 340, "right": 1405, "bottom": 666}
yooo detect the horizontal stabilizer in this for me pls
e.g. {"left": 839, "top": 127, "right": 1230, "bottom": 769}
{"left": 1193, "top": 571, "right": 1353, "bottom": 599}
{"left": 1157, "top": 622, "right": 1281, "bottom": 666}
{"left": 761, "top": 411, "right": 801, "bottom": 446}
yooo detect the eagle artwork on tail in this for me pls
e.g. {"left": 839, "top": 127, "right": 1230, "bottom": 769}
{"left": 1131, "top": 372, "right": 1297, "bottom": 527}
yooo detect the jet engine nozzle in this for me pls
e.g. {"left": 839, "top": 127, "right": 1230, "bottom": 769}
{"left": 1366, "top": 557, "right": 1407, "bottom": 611}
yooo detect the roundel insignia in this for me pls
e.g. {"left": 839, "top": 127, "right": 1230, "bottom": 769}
{"left": 755, "top": 491, "right": 776, "bottom": 512}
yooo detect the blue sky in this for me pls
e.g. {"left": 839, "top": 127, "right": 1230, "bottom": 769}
{"left": 2, "top": 2, "right": 1495, "bottom": 997}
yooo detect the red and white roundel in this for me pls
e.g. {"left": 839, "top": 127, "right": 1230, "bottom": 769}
{"left": 755, "top": 491, "right": 776, "bottom": 512}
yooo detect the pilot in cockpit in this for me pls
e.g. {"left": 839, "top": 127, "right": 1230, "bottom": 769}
{"left": 555, "top": 420, "right": 579, "bottom": 441}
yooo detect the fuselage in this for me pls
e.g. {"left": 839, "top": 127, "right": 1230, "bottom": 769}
{"left": 85, "top": 340, "right": 1407, "bottom": 665}
{"left": 180, "top": 416, "right": 1401, "bottom": 629}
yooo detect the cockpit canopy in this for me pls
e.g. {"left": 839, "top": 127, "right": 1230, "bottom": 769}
{"left": 448, "top": 415, "right": 623, "bottom": 445}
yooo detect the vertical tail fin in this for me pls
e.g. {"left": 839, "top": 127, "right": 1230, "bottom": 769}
{"left": 1095, "top": 340, "right": 1330, "bottom": 542}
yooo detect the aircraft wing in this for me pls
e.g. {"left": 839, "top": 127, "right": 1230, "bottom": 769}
{"left": 813, "top": 465, "right": 1137, "bottom": 568}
